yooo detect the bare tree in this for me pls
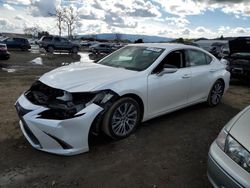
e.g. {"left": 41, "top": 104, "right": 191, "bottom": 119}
{"left": 55, "top": 8, "right": 64, "bottom": 37}
{"left": 49, "top": 8, "right": 65, "bottom": 36}
{"left": 23, "top": 26, "right": 41, "bottom": 38}
{"left": 62, "top": 6, "right": 79, "bottom": 39}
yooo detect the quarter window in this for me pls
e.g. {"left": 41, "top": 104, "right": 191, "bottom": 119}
{"left": 187, "top": 50, "right": 211, "bottom": 66}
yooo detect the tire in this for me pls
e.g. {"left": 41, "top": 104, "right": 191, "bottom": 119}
{"left": 72, "top": 46, "right": 78, "bottom": 54}
{"left": 47, "top": 46, "right": 54, "bottom": 53}
{"left": 21, "top": 46, "right": 28, "bottom": 51}
{"left": 102, "top": 97, "right": 141, "bottom": 139}
{"left": 207, "top": 80, "right": 224, "bottom": 107}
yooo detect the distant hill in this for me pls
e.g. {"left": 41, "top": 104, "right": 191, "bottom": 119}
{"left": 77, "top": 33, "right": 173, "bottom": 43}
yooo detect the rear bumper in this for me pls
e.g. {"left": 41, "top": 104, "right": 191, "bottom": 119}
{"left": 208, "top": 142, "right": 250, "bottom": 188}
{"left": 15, "top": 94, "right": 103, "bottom": 156}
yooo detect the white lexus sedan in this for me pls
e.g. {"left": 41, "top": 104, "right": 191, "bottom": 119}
{"left": 15, "top": 43, "right": 230, "bottom": 155}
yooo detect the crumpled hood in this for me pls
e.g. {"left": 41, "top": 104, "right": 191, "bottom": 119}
{"left": 39, "top": 62, "right": 137, "bottom": 92}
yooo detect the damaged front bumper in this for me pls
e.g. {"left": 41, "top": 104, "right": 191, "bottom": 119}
{"left": 15, "top": 94, "right": 103, "bottom": 156}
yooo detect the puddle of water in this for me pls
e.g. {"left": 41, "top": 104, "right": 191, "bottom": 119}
{"left": 79, "top": 52, "right": 94, "bottom": 63}
{"left": 31, "top": 57, "right": 43, "bottom": 65}
{"left": 0, "top": 52, "right": 108, "bottom": 73}
{"left": 1, "top": 68, "right": 16, "bottom": 73}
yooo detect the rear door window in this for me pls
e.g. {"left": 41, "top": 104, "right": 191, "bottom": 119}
{"left": 54, "top": 37, "right": 61, "bottom": 42}
{"left": 186, "top": 50, "right": 210, "bottom": 67}
{"left": 42, "top": 37, "right": 53, "bottom": 42}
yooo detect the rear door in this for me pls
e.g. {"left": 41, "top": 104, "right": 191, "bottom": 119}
{"left": 60, "top": 38, "right": 71, "bottom": 50}
{"left": 54, "top": 37, "right": 62, "bottom": 50}
{"left": 185, "top": 49, "right": 214, "bottom": 103}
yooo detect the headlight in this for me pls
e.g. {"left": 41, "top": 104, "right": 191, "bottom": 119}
{"left": 216, "top": 129, "right": 228, "bottom": 151}
{"left": 216, "top": 129, "right": 250, "bottom": 173}
{"left": 38, "top": 90, "right": 118, "bottom": 120}
{"left": 225, "top": 135, "right": 250, "bottom": 173}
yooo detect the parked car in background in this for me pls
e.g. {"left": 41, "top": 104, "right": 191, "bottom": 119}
{"left": 1, "top": 37, "right": 31, "bottom": 51}
{"left": 218, "top": 43, "right": 230, "bottom": 59}
{"left": 0, "top": 43, "right": 10, "bottom": 60}
{"left": 223, "top": 37, "right": 250, "bottom": 80}
{"left": 209, "top": 42, "right": 227, "bottom": 58}
{"left": 208, "top": 105, "right": 250, "bottom": 188}
{"left": 39, "top": 36, "right": 80, "bottom": 53}
{"left": 15, "top": 43, "right": 230, "bottom": 155}
{"left": 89, "top": 43, "right": 116, "bottom": 54}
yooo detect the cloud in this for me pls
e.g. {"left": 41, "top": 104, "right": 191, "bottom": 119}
{"left": 30, "top": 0, "right": 61, "bottom": 17}
{"left": 3, "top": 4, "right": 15, "bottom": 11}
{"left": 0, "top": 18, "right": 17, "bottom": 32}
{"left": 182, "top": 28, "right": 191, "bottom": 35}
{"left": 2, "top": 0, "right": 30, "bottom": 5}
{"left": 104, "top": 12, "right": 138, "bottom": 28}
{"left": 14, "top": 15, "right": 25, "bottom": 20}
{"left": 165, "top": 17, "right": 190, "bottom": 27}
{"left": 233, "top": 27, "right": 247, "bottom": 34}
{"left": 153, "top": 0, "right": 207, "bottom": 17}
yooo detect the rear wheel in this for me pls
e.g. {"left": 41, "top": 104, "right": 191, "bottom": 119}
{"left": 207, "top": 80, "right": 224, "bottom": 107}
{"left": 102, "top": 97, "right": 141, "bottom": 139}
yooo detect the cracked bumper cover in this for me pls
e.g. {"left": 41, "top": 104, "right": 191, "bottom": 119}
{"left": 15, "top": 94, "right": 103, "bottom": 156}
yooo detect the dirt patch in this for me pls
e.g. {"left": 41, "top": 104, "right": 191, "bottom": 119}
{"left": 0, "top": 52, "right": 250, "bottom": 187}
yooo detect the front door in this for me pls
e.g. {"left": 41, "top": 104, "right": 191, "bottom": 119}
{"left": 147, "top": 50, "right": 191, "bottom": 118}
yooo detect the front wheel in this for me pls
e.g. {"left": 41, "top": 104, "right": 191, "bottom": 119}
{"left": 207, "top": 80, "right": 224, "bottom": 107}
{"left": 47, "top": 46, "right": 54, "bottom": 53}
{"left": 21, "top": 46, "right": 28, "bottom": 51}
{"left": 102, "top": 97, "right": 141, "bottom": 139}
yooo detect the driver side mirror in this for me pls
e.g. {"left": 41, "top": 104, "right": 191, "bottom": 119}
{"left": 157, "top": 68, "right": 178, "bottom": 76}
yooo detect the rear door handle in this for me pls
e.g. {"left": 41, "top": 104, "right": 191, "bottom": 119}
{"left": 182, "top": 74, "right": 191, "bottom": 79}
{"left": 210, "top": 69, "right": 216, "bottom": 72}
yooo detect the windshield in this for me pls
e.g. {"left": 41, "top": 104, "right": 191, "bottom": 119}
{"left": 98, "top": 46, "right": 164, "bottom": 71}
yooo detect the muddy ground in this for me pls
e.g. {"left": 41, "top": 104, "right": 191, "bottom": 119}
{"left": 0, "top": 50, "right": 250, "bottom": 188}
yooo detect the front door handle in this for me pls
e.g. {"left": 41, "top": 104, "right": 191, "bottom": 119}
{"left": 182, "top": 74, "right": 191, "bottom": 79}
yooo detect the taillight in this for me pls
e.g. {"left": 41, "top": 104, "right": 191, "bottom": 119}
{"left": 0, "top": 46, "right": 7, "bottom": 51}
{"left": 226, "top": 65, "right": 231, "bottom": 72}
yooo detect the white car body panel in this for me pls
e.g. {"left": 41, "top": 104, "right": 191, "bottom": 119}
{"left": 40, "top": 62, "right": 137, "bottom": 92}
{"left": 147, "top": 67, "right": 191, "bottom": 117}
{"left": 15, "top": 43, "right": 231, "bottom": 155}
{"left": 17, "top": 94, "right": 103, "bottom": 155}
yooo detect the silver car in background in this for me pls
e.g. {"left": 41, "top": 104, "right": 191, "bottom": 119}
{"left": 208, "top": 105, "right": 250, "bottom": 188}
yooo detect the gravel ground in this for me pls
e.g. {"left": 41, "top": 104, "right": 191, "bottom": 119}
{"left": 0, "top": 50, "right": 250, "bottom": 188}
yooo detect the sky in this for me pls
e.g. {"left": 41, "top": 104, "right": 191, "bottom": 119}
{"left": 0, "top": 0, "right": 250, "bottom": 38}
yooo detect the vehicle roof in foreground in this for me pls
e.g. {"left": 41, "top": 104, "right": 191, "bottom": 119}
{"left": 127, "top": 43, "right": 202, "bottom": 51}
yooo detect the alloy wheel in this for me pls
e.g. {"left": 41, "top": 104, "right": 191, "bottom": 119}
{"left": 211, "top": 81, "right": 224, "bottom": 105}
{"left": 111, "top": 102, "right": 138, "bottom": 137}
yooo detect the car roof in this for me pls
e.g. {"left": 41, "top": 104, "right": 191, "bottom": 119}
{"left": 127, "top": 43, "right": 202, "bottom": 51}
